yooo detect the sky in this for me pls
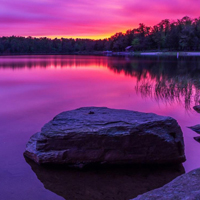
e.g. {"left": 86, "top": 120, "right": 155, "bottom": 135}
{"left": 1, "top": 0, "right": 200, "bottom": 39}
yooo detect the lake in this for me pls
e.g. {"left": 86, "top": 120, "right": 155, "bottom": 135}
{"left": 1, "top": 55, "right": 200, "bottom": 200}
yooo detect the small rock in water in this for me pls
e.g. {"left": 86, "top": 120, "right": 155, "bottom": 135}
{"left": 188, "top": 124, "right": 200, "bottom": 134}
{"left": 24, "top": 107, "right": 185, "bottom": 167}
{"left": 193, "top": 105, "right": 200, "bottom": 113}
{"left": 194, "top": 136, "right": 200, "bottom": 143}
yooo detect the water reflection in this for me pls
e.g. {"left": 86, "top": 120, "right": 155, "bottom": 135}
{"left": 0, "top": 55, "right": 109, "bottom": 69}
{"left": 25, "top": 158, "right": 184, "bottom": 200}
{"left": 1, "top": 55, "right": 199, "bottom": 200}
{"left": 1, "top": 55, "right": 200, "bottom": 109}
{"left": 107, "top": 56, "right": 200, "bottom": 110}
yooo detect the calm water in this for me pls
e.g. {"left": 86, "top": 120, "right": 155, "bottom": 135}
{"left": 1, "top": 55, "right": 200, "bottom": 200}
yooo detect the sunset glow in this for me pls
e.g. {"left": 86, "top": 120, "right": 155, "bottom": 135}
{"left": 1, "top": 0, "right": 200, "bottom": 39}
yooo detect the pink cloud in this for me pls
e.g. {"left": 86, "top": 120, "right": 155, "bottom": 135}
{"left": 0, "top": 0, "right": 200, "bottom": 38}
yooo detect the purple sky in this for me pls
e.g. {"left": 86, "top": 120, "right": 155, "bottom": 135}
{"left": 1, "top": 0, "right": 200, "bottom": 39}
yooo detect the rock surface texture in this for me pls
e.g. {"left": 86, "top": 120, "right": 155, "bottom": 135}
{"left": 131, "top": 168, "right": 200, "bottom": 200}
{"left": 24, "top": 107, "right": 185, "bottom": 166}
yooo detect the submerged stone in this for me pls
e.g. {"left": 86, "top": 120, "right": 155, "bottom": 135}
{"left": 193, "top": 105, "right": 200, "bottom": 113}
{"left": 194, "top": 136, "right": 200, "bottom": 143}
{"left": 25, "top": 157, "right": 185, "bottom": 200}
{"left": 188, "top": 124, "right": 200, "bottom": 134}
{"left": 24, "top": 107, "right": 185, "bottom": 167}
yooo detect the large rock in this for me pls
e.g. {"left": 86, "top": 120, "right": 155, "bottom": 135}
{"left": 24, "top": 107, "right": 185, "bottom": 166}
{"left": 131, "top": 168, "right": 200, "bottom": 200}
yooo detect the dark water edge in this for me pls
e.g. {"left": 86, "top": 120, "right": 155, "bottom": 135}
{"left": 1, "top": 51, "right": 200, "bottom": 57}
{"left": 25, "top": 157, "right": 184, "bottom": 200}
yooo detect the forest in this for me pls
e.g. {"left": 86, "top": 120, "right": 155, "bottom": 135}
{"left": 0, "top": 16, "right": 200, "bottom": 54}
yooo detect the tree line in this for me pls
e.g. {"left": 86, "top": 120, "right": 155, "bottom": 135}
{"left": 0, "top": 16, "right": 200, "bottom": 54}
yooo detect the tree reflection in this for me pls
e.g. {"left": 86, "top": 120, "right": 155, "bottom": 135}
{"left": 0, "top": 55, "right": 109, "bottom": 69}
{"left": 108, "top": 56, "right": 200, "bottom": 110}
{"left": 1, "top": 55, "right": 200, "bottom": 109}
{"left": 135, "top": 76, "right": 197, "bottom": 110}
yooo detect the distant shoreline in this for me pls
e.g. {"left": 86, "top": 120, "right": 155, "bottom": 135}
{"left": 112, "top": 51, "right": 200, "bottom": 57}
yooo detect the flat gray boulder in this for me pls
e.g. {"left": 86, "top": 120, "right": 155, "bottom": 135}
{"left": 131, "top": 168, "right": 200, "bottom": 200}
{"left": 24, "top": 107, "right": 185, "bottom": 166}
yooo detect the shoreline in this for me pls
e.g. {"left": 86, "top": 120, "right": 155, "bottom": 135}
{"left": 112, "top": 51, "right": 200, "bottom": 56}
